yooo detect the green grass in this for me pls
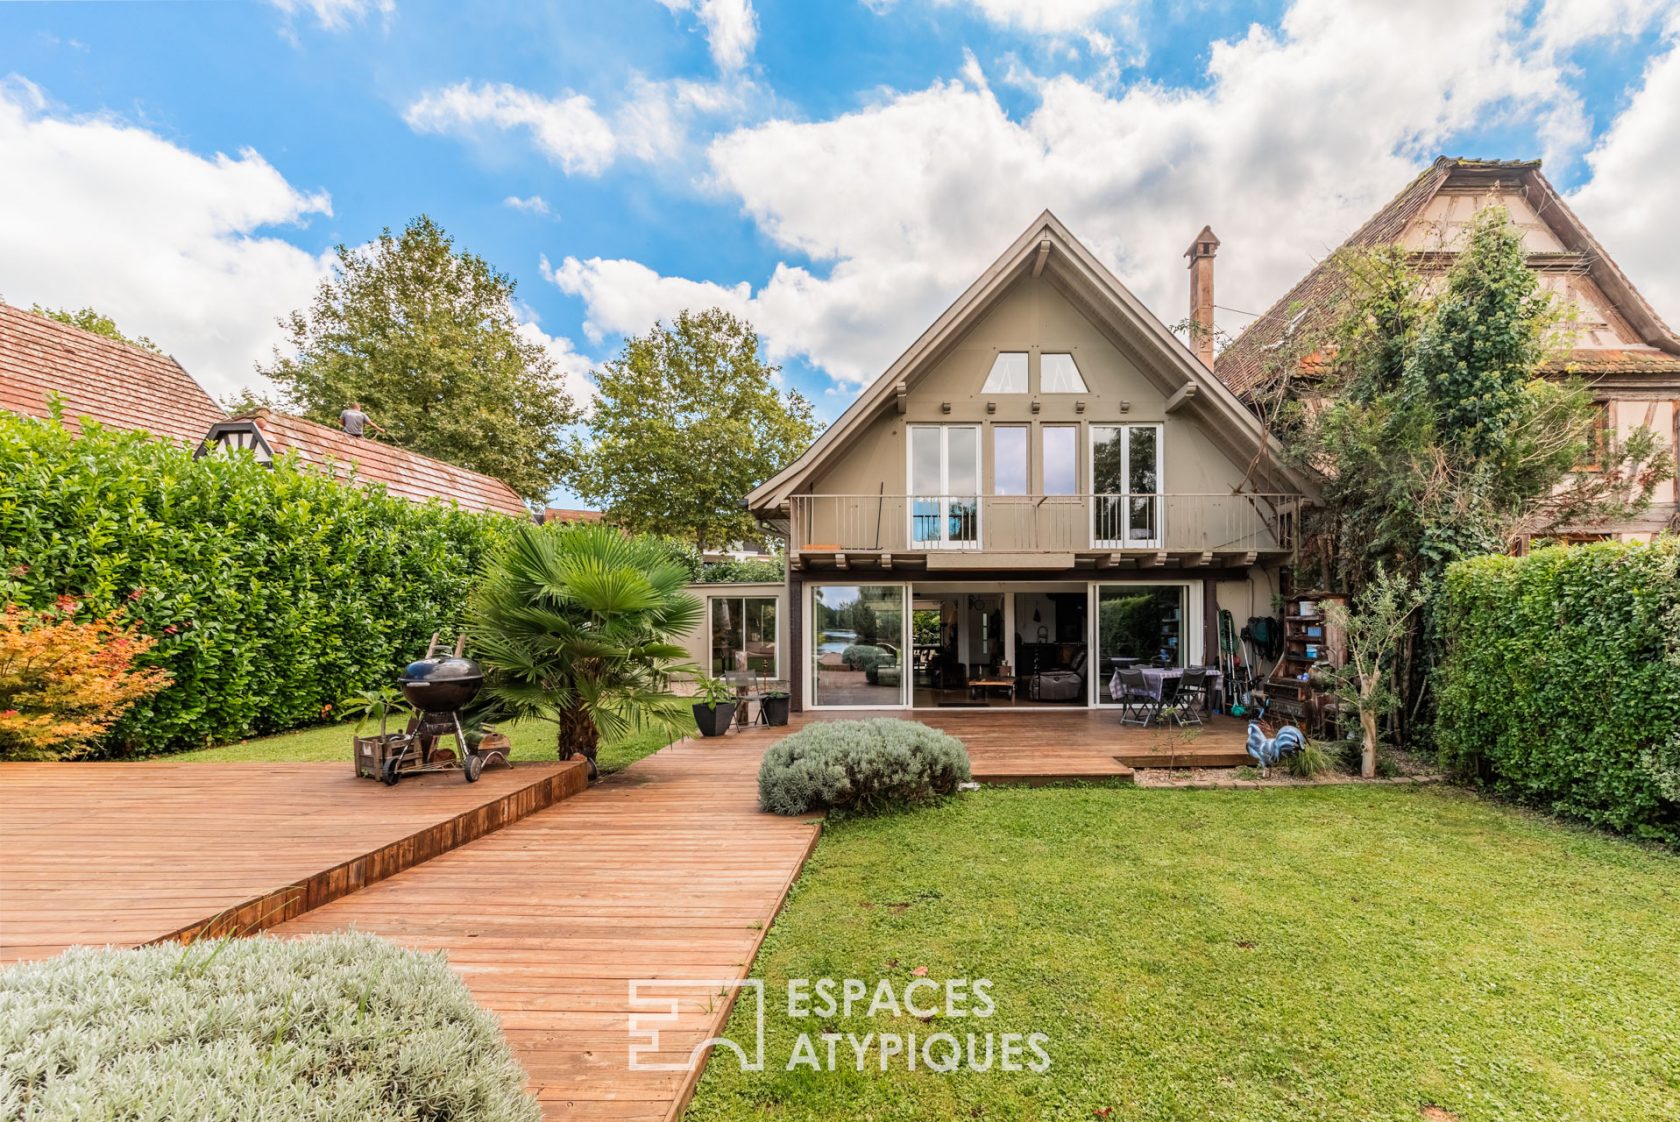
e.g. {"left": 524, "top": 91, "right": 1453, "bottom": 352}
{"left": 164, "top": 715, "right": 694, "bottom": 775}
{"left": 687, "top": 785, "right": 1680, "bottom": 1122}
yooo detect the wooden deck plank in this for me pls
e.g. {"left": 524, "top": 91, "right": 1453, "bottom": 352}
{"left": 0, "top": 759, "right": 587, "bottom": 963}
{"left": 272, "top": 736, "right": 820, "bottom": 1122}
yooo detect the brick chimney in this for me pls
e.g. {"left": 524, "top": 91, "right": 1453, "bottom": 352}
{"left": 1184, "top": 226, "right": 1220, "bottom": 368}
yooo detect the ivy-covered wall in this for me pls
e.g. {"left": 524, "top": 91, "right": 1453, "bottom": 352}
{"left": 0, "top": 411, "right": 513, "bottom": 755}
{"left": 1435, "top": 539, "right": 1680, "bottom": 842}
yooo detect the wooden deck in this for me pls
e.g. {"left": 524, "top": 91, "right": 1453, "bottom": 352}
{"left": 0, "top": 759, "right": 587, "bottom": 964}
{"left": 276, "top": 736, "right": 820, "bottom": 1122}
{"left": 1, "top": 708, "right": 1251, "bottom": 1119}
{"left": 731, "top": 708, "right": 1252, "bottom": 783}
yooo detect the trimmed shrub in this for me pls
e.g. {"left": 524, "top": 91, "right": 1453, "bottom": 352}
{"left": 0, "top": 933, "right": 539, "bottom": 1121}
{"left": 1435, "top": 539, "right": 1680, "bottom": 841}
{"left": 0, "top": 411, "right": 512, "bottom": 755}
{"left": 758, "top": 718, "right": 971, "bottom": 815}
{"left": 840, "top": 644, "right": 891, "bottom": 673}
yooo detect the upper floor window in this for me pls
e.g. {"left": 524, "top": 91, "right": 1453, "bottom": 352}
{"left": 993, "top": 425, "right": 1028, "bottom": 495}
{"left": 981, "top": 352, "right": 1028, "bottom": 393}
{"left": 1041, "top": 353, "right": 1088, "bottom": 393}
{"left": 1575, "top": 401, "right": 1610, "bottom": 471}
{"left": 1043, "top": 425, "right": 1078, "bottom": 495}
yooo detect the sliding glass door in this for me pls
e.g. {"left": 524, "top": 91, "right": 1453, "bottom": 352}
{"left": 1091, "top": 424, "right": 1162, "bottom": 548}
{"left": 811, "top": 584, "right": 907, "bottom": 707}
{"left": 908, "top": 425, "right": 980, "bottom": 549}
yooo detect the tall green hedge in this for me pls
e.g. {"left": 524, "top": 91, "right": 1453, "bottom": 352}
{"left": 1435, "top": 538, "right": 1680, "bottom": 841}
{"left": 0, "top": 411, "right": 513, "bottom": 756}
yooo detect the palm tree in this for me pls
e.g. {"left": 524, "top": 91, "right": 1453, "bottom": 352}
{"left": 469, "top": 522, "right": 701, "bottom": 777}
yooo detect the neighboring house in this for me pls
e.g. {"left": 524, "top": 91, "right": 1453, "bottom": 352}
{"left": 541, "top": 507, "right": 605, "bottom": 525}
{"left": 197, "top": 408, "right": 530, "bottom": 518}
{"left": 0, "top": 301, "right": 226, "bottom": 444}
{"left": 745, "top": 211, "right": 1313, "bottom": 713}
{"left": 1216, "top": 156, "right": 1680, "bottom": 542}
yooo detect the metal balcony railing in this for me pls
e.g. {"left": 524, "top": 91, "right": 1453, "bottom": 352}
{"left": 789, "top": 493, "right": 1299, "bottom": 555}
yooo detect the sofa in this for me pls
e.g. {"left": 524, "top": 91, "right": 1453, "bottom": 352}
{"left": 1029, "top": 649, "right": 1087, "bottom": 701}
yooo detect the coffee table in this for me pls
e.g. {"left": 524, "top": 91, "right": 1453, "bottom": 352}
{"left": 966, "top": 677, "right": 1016, "bottom": 703}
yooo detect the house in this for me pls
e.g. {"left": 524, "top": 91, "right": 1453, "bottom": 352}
{"left": 541, "top": 507, "right": 605, "bottom": 525}
{"left": 0, "top": 301, "right": 226, "bottom": 444}
{"left": 1215, "top": 157, "right": 1680, "bottom": 541}
{"left": 197, "top": 408, "right": 530, "bottom": 518}
{"left": 739, "top": 211, "right": 1313, "bottom": 713}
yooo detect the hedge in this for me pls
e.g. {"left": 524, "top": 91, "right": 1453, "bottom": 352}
{"left": 1434, "top": 538, "right": 1680, "bottom": 841}
{"left": 0, "top": 933, "right": 539, "bottom": 1121}
{"left": 0, "top": 411, "right": 513, "bottom": 756}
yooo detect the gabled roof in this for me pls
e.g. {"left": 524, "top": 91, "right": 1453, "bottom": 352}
{"left": 201, "top": 408, "right": 530, "bottom": 518}
{"left": 747, "top": 211, "right": 1313, "bottom": 511}
{"left": 1215, "top": 157, "right": 1680, "bottom": 399}
{"left": 0, "top": 301, "right": 226, "bottom": 444}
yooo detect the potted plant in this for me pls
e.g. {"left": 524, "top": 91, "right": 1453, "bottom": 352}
{"left": 691, "top": 676, "right": 737, "bottom": 738}
{"left": 760, "top": 687, "right": 791, "bottom": 727}
{"left": 341, "top": 686, "right": 414, "bottom": 779}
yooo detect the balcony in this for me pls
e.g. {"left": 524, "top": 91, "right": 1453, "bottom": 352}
{"left": 787, "top": 493, "right": 1300, "bottom": 571}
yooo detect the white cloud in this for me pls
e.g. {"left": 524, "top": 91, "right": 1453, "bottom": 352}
{"left": 513, "top": 311, "right": 597, "bottom": 410}
{"left": 658, "top": 0, "right": 759, "bottom": 72}
{"left": 404, "top": 82, "right": 617, "bottom": 175}
{"left": 1568, "top": 26, "right": 1680, "bottom": 322}
{"left": 0, "top": 79, "right": 334, "bottom": 398}
{"left": 547, "top": 0, "right": 1677, "bottom": 388}
{"left": 268, "top": 0, "right": 394, "bottom": 33}
{"left": 404, "top": 73, "right": 753, "bottom": 177}
{"left": 503, "top": 194, "right": 551, "bottom": 216}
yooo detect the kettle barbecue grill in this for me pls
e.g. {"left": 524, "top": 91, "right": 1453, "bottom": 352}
{"left": 378, "top": 633, "right": 494, "bottom": 785}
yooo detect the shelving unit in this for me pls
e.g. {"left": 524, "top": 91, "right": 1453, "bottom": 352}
{"left": 1260, "top": 591, "right": 1347, "bottom": 735}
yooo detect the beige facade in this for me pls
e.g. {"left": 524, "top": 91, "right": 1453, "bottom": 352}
{"left": 747, "top": 213, "right": 1308, "bottom": 711}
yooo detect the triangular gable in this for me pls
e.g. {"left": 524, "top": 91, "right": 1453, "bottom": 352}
{"left": 747, "top": 211, "right": 1312, "bottom": 511}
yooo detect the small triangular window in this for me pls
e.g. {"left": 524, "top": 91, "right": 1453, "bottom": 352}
{"left": 981, "top": 352, "right": 1028, "bottom": 393}
{"left": 1042, "top": 353, "right": 1087, "bottom": 393}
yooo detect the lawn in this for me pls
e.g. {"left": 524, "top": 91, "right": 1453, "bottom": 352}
{"left": 165, "top": 715, "right": 693, "bottom": 774}
{"left": 686, "top": 784, "right": 1680, "bottom": 1122}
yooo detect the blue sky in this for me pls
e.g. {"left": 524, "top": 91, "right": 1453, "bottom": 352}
{"left": 2, "top": 1, "right": 1677, "bottom": 505}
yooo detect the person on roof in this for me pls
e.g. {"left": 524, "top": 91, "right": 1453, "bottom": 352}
{"left": 339, "top": 402, "right": 386, "bottom": 438}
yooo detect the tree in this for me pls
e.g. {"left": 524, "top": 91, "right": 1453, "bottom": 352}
{"left": 259, "top": 215, "right": 577, "bottom": 502}
{"left": 468, "top": 522, "right": 701, "bottom": 778}
{"left": 571, "top": 309, "right": 818, "bottom": 552}
{"left": 1272, "top": 207, "right": 1672, "bottom": 746}
{"left": 31, "top": 305, "right": 162, "bottom": 353}
{"left": 1322, "top": 568, "right": 1424, "bottom": 777}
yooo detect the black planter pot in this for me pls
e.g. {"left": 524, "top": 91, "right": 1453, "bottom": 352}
{"left": 693, "top": 701, "right": 736, "bottom": 737}
{"left": 761, "top": 695, "right": 791, "bottom": 726}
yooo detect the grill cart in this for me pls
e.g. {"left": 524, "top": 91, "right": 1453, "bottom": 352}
{"left": 378, "top": 634, "right": 490, "bottom": 786}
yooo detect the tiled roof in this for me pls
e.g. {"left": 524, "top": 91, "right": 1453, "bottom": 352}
{"left": 0, "top": 301, "right": 226, "bottom": 443}
{"left": 226, "top": 409, "right": 530, "bottom": 518}
{"left": 1215, "top": 157, "right": 1680, "bottom": 399}
{"left": 542, "top": 507, "right": 604, "bottom": 523}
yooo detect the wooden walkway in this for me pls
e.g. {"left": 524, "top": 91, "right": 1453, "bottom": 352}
{"left": 275, "top": 736, "right": 821, "bottom": 1122}
{"left": 0, "top": 760, "right": 586, "bottom": 964}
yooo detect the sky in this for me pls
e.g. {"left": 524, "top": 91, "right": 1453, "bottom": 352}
{"left": 2, "top": 0, "right": 1678, "bottom": 506}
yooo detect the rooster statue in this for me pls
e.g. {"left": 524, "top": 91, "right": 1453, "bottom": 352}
{"left": 1246, "top": 722, "right": 1305, "bottom": 768}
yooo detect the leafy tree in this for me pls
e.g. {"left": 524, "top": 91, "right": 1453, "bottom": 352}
{"left": 260, "top": 215, "right": 577, "bottom": 501}
{"left": 468, "top": 522, "right": 701, "bottom": 778}
{"left": 1322, "top": 567, "right": 1424, "bottom": 778}
{"left": 31, "top": 305, "right": 162, "bottom": 353}
{"left": 219, "top": 388, "right": 280, "bottom": 416}
{"left": 1270, "top": 207, "right": 1671, "bottom": 745}
{"left": 571, "top": 309, "right": 818, "bottom": 552}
